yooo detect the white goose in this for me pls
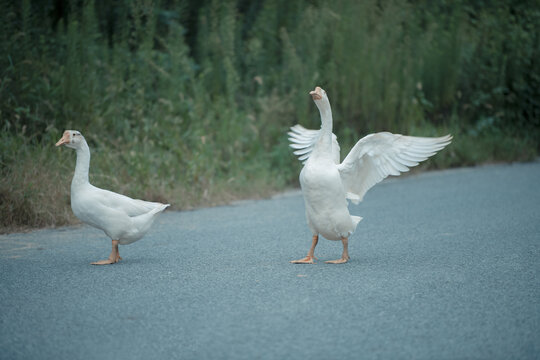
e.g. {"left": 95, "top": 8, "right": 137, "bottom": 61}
{"left": 56, "top": 130, "right": 169, "bottom": 265}
{"left": 289, "top": 87, "right": 452, "bottom": 264}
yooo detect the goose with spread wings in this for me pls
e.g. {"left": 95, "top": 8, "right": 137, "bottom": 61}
{"left": 289, "top": 87, "right": 452, "bottom": 264}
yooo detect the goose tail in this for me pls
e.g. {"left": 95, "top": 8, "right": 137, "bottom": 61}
{"left": 351, "top": 216, "right": 363, "bottom": 232}
{"left": 120, "top": 203, "right": 170, "bottom": 245}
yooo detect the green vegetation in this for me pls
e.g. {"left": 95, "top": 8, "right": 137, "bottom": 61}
{"left": 1, "top": 0, "right": 539, "bottom": 232}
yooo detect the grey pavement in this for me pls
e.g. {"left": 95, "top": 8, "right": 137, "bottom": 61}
{"left": 1, "top": 162, "right": 539, "bottom": 359}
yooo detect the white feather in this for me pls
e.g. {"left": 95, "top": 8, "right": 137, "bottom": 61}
{"left": 61, "top": 131, "right": 169, "bottom": 245}
{"left": 288, "top": 88, "right": 452, "bottom": 243}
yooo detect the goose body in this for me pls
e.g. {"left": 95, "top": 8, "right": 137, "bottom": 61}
{"left": 56, "top": 130, "right": 169, "bottom": 264}
{"left": 300, "top": 144, "right": 360, "bottom": 241}
{"left": 70, "top": 183, "right": 168, "bottom": 245}
{"left": 289, "top": 87, "right": 452, "bottom": 264}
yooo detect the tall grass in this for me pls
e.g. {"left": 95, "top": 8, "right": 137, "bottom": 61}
{"left": 1, "top": 0, "right": 539, "bottom": 232}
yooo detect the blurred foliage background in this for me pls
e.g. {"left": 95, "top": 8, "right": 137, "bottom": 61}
{"left": 1, "top": 0, "right": 539, "bottom": 232}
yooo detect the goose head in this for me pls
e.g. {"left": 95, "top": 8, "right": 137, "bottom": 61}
{"left": 55, "top": 130, "right": 85, "bottom": 150}
{"left": 309, "top": 86, "right": 331, "bottom": 113}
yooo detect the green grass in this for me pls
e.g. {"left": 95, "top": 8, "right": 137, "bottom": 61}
{"left": 1, "top": 0, "right": 538, "bottom": 233}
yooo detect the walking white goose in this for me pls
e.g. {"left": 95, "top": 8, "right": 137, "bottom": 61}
{"left": 289, "top": 87, "right": 452, "bottom": 264}
{"left": 56, "top": 130, "right": 169, "bottom": 265}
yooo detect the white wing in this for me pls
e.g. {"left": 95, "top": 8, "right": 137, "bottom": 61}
{"left": 288, "top": 124, "right": 340, "bottom": 164}
{"left": 89, "top": 185, "right": 166, "bottom": 217}
{"left": 337, "top": 132, "right": 452, "bottom": 204}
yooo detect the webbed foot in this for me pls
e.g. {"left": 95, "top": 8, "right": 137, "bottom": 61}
{"left": 325, "top": 256, "right": 349, "bottom": 264}
{"left": 290, "top": 256, "right": 317, "bottom": 264}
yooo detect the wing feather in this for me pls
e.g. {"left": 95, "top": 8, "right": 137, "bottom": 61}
{"left": 288, "top": 124, "right": 341, "bottom": 164}
{"left": 90, "top": 186, "right": 165, "bottom": 217}
{"left": 337, "top": 133, "right": 452, "bottom": 203}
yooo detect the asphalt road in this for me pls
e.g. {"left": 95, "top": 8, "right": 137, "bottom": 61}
{"left": 1, "top": 162, "right": 539, "bottom": 360}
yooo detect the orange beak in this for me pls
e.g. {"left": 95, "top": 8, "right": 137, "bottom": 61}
{"left": 309, "top": 86, "right": 323, "bottom": 100}
{"left": 55, "top": 131, "right": 71, "bottom": 147}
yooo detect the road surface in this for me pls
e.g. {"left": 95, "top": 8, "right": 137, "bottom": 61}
{"left": 1, "top": 162, "right": 539, "bottom": 359}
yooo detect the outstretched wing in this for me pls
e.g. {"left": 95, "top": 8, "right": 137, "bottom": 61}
{"left": 288, "top": 124, "right": 340, "bottom": 164}
{"left": 337, "top": 132, "right": 452, "bottom": 204}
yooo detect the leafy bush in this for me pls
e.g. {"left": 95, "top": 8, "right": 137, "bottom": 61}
{"left": 1, "top": 0, "right": 538, "bottom": 231}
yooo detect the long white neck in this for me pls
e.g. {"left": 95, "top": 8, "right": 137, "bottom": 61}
{"left": 314, "top": 100, "right": 333, "bottom": 155}
{"left": 72, "top": 140, "right": 90, "bottom": 187}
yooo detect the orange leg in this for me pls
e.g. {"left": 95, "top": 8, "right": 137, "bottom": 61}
{"left": 291, "top": 235, "right": 319, "bottom": 264}
{"left": 91, "top": 240, "right": 122, "bottom": 265}
{"left": 325, "top": 237, "right": 350, "bottom": 264}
